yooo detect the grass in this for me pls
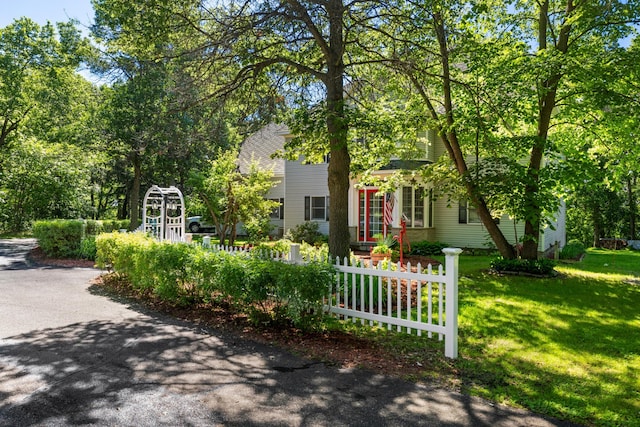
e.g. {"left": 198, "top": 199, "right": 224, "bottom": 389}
{"left": 335, "top": 249, "right": 640, "bottom": 427}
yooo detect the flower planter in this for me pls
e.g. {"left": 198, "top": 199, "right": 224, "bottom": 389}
{"left": 370, "top": 251, "right": 391, "bottom": 265}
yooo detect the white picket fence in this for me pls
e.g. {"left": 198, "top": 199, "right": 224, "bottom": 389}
{"left": 326, "top": 249, "right": 461, "bottom": 359}
{"left": 202, "top": 240, "right": 462, "bottom": 359}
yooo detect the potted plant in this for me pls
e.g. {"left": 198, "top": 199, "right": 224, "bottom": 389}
{"left": 370, "top": 234, "right": 394, "bottom": 264}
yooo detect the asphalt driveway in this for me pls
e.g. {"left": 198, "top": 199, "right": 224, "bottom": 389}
{"left": 0, "top": 239, "right": 577, "bottom": 426}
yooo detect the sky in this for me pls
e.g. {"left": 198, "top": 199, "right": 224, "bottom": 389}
{"left": 0, "top": 0, "right": 95, "bottom": 29}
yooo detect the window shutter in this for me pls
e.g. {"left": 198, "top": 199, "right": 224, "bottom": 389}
{"left": 280, "top": 198, "right": 285, "bottom": 220}
{"left": 325, "top": 196, "right": 330, "bottom": 221}
{"left": 458, "top": 200, "right": 467, "bottom": 224}
{"left": 304, "top": 196, "right": 310, "bottom": 221}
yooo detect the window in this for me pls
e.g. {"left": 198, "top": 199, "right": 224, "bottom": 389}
{"left": 304, "top": 196, "right": 329, "bottom": 221}
{"left": 269, "top": 198, "right": 284, "bottom": 220}
{"left": 402, "top": 186, "right": 430, "bottom": 228}
{"left": 458, "top": 200, "right": 501, "bottom": 224}
{"left": 458, "top": 200, "right": 481, "bottom": 224}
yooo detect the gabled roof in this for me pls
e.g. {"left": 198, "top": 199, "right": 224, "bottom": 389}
{"left": 238, "top": 123, "right": 289, "bottom": 176}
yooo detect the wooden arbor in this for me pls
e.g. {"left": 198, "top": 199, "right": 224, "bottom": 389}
{"left": 142, "top": 185, "right": 185, "bottom": 242}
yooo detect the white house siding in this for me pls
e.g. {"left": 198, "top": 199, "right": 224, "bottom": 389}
{"left": 432, "top": 198, "right": 519, "bottom": 249}
{"left": 283, "top": 158, "right": 330, "bottom": 235}
{"left": 432, "top": 198, "right": 566, "bottom": 253}
{"left": 540, "top": 200, "right": 567, "bottom": 251}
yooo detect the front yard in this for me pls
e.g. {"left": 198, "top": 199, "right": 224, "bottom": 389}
{"left": 90, "top": 245, "right": 639, "bottom": 426}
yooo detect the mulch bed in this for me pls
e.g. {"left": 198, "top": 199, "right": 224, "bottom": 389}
{"left": 27, "top": 246, "right": 97, "bottom": 268}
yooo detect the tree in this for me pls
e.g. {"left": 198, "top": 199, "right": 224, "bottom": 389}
{"left": 0, "top": 139, "right": 93, "bottom": 232}
{"left": 92, "top": 0, "right": 247, "bottom": 228}
{"left": 0, "top": 18, "right": 89, "bottom": 154}
{"left": 190, "top": 149, "right": 278, "bottom": 245}
{"left": 146, "top": 0, "right": 385, "bottom": 259}
{"left": 382, "top": 0, "right": 639, "bottom": 259}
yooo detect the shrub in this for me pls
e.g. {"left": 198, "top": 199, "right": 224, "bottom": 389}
{"left": 287, "top": 221, "right": 326, "bottom": 245}
{"left": 33, "top": 220, "right": 84, "bottom": 258}
{"left": 94, "top": 234, "right": 334, "bottom": 328}
{"left": 408, "top": 241, "right": 449, "bottom": 256}
{"left": 33, "top": 219, "right": 131, "bottom": 260}
{"left": 84, "top": 219, "right": 130, "bottom": 235}
{"left": 78, "top": 236, "right": 97, "bottom": 260}
{"left": 490, "top": 257, "right": 556, "bottom": 276}
{"left": 560, "top": 239, "right": 586, "bottom": 260}
{"left": 95, "top": 232, "right": 154, "bottom": 277}
{"left": 252, "top": 239, "right": 292, "bottom": 259}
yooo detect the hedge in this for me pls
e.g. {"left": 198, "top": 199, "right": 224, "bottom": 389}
{"left": 33, "top": 219, "right": 130, "bottom": 260}
{"left": 95, "top": 232, "right": 334, "bottom": 328}
{"left": 33, "top": 219, "right": 84, "bottom": 258}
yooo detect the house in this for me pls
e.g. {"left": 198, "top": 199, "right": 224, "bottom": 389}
{"left": 238, "top": 124, "right": 566, "bottom": 253}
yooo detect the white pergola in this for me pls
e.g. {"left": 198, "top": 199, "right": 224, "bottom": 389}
{"left": 142, "top": 185, "right": 185, "bottom": 242}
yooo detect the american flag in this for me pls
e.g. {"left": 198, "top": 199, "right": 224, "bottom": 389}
{"left": 384, "top": 192, "right": 394, "bottom": 227}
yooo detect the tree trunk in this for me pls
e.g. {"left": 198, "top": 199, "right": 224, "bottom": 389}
{"left": 432, "top": 12, "right": 516, "bottom": 259}
{"left": 628, "top": 175, "right": 637, "bottom": 239}
{"left": 129, "top": 154, "right": 142, "bottom": 231}
{"left": 325, "top": 0, "right": 351, "bottom": 260}
{"left": 520, "top": 0, "right": 575, "bottom": 260}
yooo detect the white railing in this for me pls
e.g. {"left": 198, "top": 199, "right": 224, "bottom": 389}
{"left": 201, "top": 241, "right": 461, "bottom": 359}
{"left": 325, "top": 248, "right": 461, "bottom": 359}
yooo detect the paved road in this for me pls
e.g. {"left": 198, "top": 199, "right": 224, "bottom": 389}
{"left": 0, "top": 239, "right": 576, "bottom": 426}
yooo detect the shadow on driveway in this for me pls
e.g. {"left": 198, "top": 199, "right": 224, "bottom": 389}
{"left": 0, "top": 315, "right": 575, "bottom": 426}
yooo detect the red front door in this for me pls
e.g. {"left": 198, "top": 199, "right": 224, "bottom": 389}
{"left": 358, "top": 189, "right": 383, "bottom": 242}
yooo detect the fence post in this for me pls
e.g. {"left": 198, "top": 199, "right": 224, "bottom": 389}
{"left": 289, "top": 243, "right": 302, "bottom": 264}
{"left": 442, "top": 247, "right": 463, "bottom": 359}
{"left": 202, "top": 236, "right": 211, "bottom": 248}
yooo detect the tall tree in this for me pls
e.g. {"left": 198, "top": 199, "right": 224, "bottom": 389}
{"left": 92, "top": 0, "right": 379, "bottom": 258}
{"left": 92, "top": 1, "right": 235, "bottom": 228}
{"left": 384, "top": 0, "right": 639, "bottom": 259}
{"left": 0, "top": 18, "right": 88, "bottom": 153}
{"left": 176, "top": 0, "right": 395, "bottom": 258}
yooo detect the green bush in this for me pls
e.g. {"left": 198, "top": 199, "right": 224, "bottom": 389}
{"left": 94, "top": 233, "right": 334, "bottom": 328}
{"left": 560, "top": 239, "right": 586, "bottom": 260}
{"left": 78, "top": 237, "right": 97, "bottom": 260}
{"left": 33, "top": 219, "right": 131, "bottom": 260}
{"left": 33, "top": 220, "right": 84, "bottom": 258}
{"left": 287, "top": 221, "right": 326, "bottom": 245}
{"left": 84, "top": 219, "right": 130, "bottom": 235}
{"left": 408, "top": 240, "right": 449, "bottom": 256}
{"left": 490, "top": 257, "right": 556, "bottom": 276}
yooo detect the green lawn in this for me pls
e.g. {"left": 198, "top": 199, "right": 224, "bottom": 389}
{"left": 457, "top": 250, "right": 640, "bottom": 426}
{"left": 355, "top": 249, "right": 640, "bottom": 426}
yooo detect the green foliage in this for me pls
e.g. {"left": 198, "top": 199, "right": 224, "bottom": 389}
{"left": 300, "top": 241, "right": 330, "bottom": 262}
{"left": 287, "top": 221, "right": 326, "bottom": 245}
{"left": 32, "top": 219, "right": 131, "bottom": 261}
{"left": 94, "top": 233, "right": 334, "bottom": 327}
{"left": 559, "top": 239, "right": 587, "bottom": 260}
{"left": 33, "top": 220, "right": 84, "bottom": 258}
{"left": 83, "top": 219, "right": 130, "bottom": 235}
{"left": 243, "top": 216, "right": 274, "bottom": 244}
{"left": 0, "top": 18, "right": 90, "bottom": 151}
{"left": 408, "top": 241, "right": 450, "bottom": 257}
{"left": 371, "top": 233, "right": 395, "bottom": 255}
{"left": 0, "top": 140, "right": 94, "bottom": 232}
{"left": 78, "top": 236, "right": 97, "bottom": 260}
{"left": 490, "top": 257, "right": 556, "bottom": 276}
{"left": 189, "top": 149, "right": 278, "bottom": 246}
